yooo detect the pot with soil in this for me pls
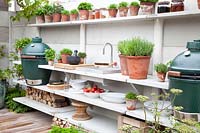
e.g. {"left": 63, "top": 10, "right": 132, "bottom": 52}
{"left": 60, "top": 48, "right": 72, "bottom": 64}
{"left": 43, "top": 4, "right": 54, "bottom": 23}
{"left": 35, "top": 8, "right": 45, "bottom": 23}
{"left": 118, "top": 2, "right": 129, "bottom": 17}
{"left": 108, "top": 4, "right": 118, "bottom": 18}
{"left": 125, "top": 92, "right": 137, "bottom": 110}
{"left": 78, "top": 52, "right": 87, "bottom": 64}
{"left": 130, "top": 2, "right": 140, "bottom": 16}
{"left": 78, "top": 2, "right": 93, "bottom": 20}
{"left": 70, "top": 9, "right": 78, "bottom": 21}
{"left": 154, "top": 63, "right": 168, "bottom": 82}
{"left": 139, "top": 0, "right": 158, "bottom": 15}
{"left": 61, "top": 10, "right": 70, "bottom": 22}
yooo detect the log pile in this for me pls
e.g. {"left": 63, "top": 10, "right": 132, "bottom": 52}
{"left": 26, "top": 87, "right": 69, "bottom": 108}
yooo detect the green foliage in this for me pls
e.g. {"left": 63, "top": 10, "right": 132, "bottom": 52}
{"left": 35, "top": 7, "right": 45, "bottom": 16}
{"left": 118, "top": 41, "right": 127, "bottom": 55}
{"left": 15, "top": 37, "right": 31, "bottom": 51}
{"left": 52, "top": 4, "right": 64, "bottom": 14}
{"left": 130, "top": 1, "right": 140, "bottom": 7}
{"left": 119, "top": 1, "right": 129, "bottom": 8}
{"left": 125, "top": 92, "right": 137, "bottom": 100}
{"left": 12, "top": 64, "right": 23, "bottom": 78}
{"left": 139, "top": 0, "right": 159, "bottom": 3}
{"left": 70, "top": 9, "right": 78, "bottom": 15}
{"left": 56, "top": 54, "right": 61, "bottom": 60}
{"left": 60, "top": 48, "right": 72, "bottom": 55}
{"left": 9, "top": 52, "right": 19, "bottom": 61}
{"left": 45, "top": 48, "right": 56, "bottom": 61}
{"left": 0, "top": 45, "right": 5, "bottom": 59}
{"left": 108, "top": 4, "right": 118, "bottom": 9}
{"left": 78, "top": 52, "right": 86, "bottom": 58}
{"left": 43, "top": 4, "right": 54, "bottom": 15}
{"left": 154, "top": 63, "right": 168, "bottom": 73}
{"left": 0, "top": 68, "right": 13, "bottom": 81}
{"left": 61, "top": 10, "right": 70, "bottom": 15}
{"left": 49, "top": 126, "right": 86, "bottom": 133}
{"left": 123, "top": 37, "right": 154, "bottom": 56}
{"left": 77, "top": 2, "right": 93, "bottom": 10}
{"left": 5, "top": 87, "right": 32, "bottom": 113}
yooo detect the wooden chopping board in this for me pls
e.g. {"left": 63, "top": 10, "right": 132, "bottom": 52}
{"left": 54, "top": 63, "right": 94, "bottom": 70}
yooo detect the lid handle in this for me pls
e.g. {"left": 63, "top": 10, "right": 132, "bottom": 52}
{"left": 168, "top": 71, "right": 181, "bottom": 77}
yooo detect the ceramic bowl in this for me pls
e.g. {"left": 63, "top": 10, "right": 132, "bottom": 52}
{"left": 84, "top": 92, "right": 100, "bottom": 99}
{"left": 100, "top": 92, "right": 125, "bottom": 104}
{"left": 69, "top": 79, "right": 87, "bottom": 90}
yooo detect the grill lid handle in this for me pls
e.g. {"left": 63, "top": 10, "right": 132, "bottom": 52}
{"left": 168, "top": 71, "right": 181, "bottom": 77}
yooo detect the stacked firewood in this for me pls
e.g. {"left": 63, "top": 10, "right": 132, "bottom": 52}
{"left": 26, "top": 87, "right": 69, "bottom": 108}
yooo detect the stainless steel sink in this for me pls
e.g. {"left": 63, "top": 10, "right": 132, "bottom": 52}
{"left": 77, "top": 67, "right": 121, "bottom": 74}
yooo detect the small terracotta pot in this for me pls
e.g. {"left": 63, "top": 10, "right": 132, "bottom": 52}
{"left": 61, "top": 54, "right": 71, "bottom": 64}
{"left": 36, "top": 15, "right": 45, "bottom": 23}
{"left": 95, "top": 10, "right": 100, "bottom": 19}
{"left": 119, "top": 55, "right": 129, "bottom": 76}
{"left": 119, "top": 7, "right": 129, "bottom": 17}
{"left": 79, "top": 10, "right": 89, "bottom": 20}
{"left": 140, "top": 2, "right": 155, "bottom": 15}
{"left": 127, "top": 56, "right": 151, "bottom": 79}
{"left": 198, "top": 0, "right": 200, "bottom": 9}
{"left": 61, "top": 14, "right": 70, "bottom": 22}
{"left": 58, "top": 59, "right": 62, "bottom": 63}
{"left": 48, "top": 60, "right": 54, "bottom": 66}
{"left": 44, "top": 15, "right": 53, "bottom": 23}
{"left": 53, "top": 13, "right": 61, "bottom": 22}
{"left": 130, "top": 6, "right": 140, "bottom": 16}
{"left": 70, "top": 14, "right": 78, "bottom": 21}
{"left": 89, "top": 14, "right": 95, "bottom": 20}
{"left": 157, "top": 72, "right": 166, "bottom": 82}
{"left": 108, "top": 9, "right": 118, "bottom": 18}
{"left": 126, "top": 99, "right": 137, "bottom": 110}
{"left": 80, "top": 58, "right": 85, "bottom": 64}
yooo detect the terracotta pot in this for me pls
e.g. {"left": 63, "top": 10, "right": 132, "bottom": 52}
{"left": 126, "top": 99, "right": 137, "bottom": 110}
{"left": 89, "top": 14, "right": 95, "bottom": 20}
{"left": 130, "top": 6, "right": 140, "bottom": 16}
{"left": 140, "top": 2, "right": 155, "bottom": 15}
{"left": 48, "top": 60, "right": 54, "bottom": 66}
{"left": 157, "top": 72, "right": 166, "bottom": 82}
{"left": 36, "top": 15, "right": 45, "bottom": 23}
{"left": 198, "top": 0, "right": 200, "bottom": 9}
{"left": 119, "top": 7, "right": 129, "bottom": 17}
{"left": 119, "top": 55, "right": 129, "bottom": 76}
{"left": 79, "top": 10, "right": 89, "bottom": 20}
{"left": 70, "top": 14, "right": 78, "bottom": 21}
{"left": 95, "top": 10, "right": 100, "bottom": 19}
{"left": 61, "top": 14, "right": 70, "bottom": 22}
{"left": 127, "top": 56, "right": 151, "bottom": 79}
{"left": 61, "top": 54, "right": 71, "bottom": 64}
{"left": 80, "top": 58, "right": 84, "bottom": 64}
{"left": 53, "top": 13, "right": 61, "bottom": 22}
{"left": 58, "top": 59, "right": 62, "bottom": 63}
{"left": 44, "top": 15, "right": 53, "bottom": 23}
{"left": 108, "top": 9, "right": 118, "bottom": 18}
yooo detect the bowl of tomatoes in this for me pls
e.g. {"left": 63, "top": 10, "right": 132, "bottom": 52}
{"left": 83, "top": 85, "right": 106, "bottom": 99}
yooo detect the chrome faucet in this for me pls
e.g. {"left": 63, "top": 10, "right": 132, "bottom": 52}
{"left": 103, "top": 42, "right": 113, "bottom": 65}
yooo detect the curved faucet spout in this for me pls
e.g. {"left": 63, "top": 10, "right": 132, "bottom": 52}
{"left": 102, "top": 42, "right": 113, "bottom": 65}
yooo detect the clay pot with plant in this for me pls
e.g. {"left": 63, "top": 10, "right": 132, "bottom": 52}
{"left": 78, "top": 52, "right": 87, "bottom": 64}
{"left": 77, "top": 2, "right": 93, "bottom": 20}
{"left": 61, "top": 10, "right": 70, "bottom": 22}
{"left": 52, "top": 4, "right": 63, "bottom": 22}
{"left": 125, "top": 37, "right": 154, "bottom": 79}
{"left": 154, "top": 63, "right": 168, "bottom": 82}
{"left": 70, "top": 9, "right": 78, "bottom": 21}
{"left": 45, "top": 48, "right": 56, "bottom": 66}
{"left": 108, "top": 4, "right": 118, "bottom": 18}
{"left": 125, "top": 92, "right": 137, "bottom": 110}
{"left": 15, "top": 38, "right": 31, "bottom": 53}
{"left": 130, "top": 1, "right": 140, "bottom": 16}
{"left": 118, "top": 1, "right": 129, "bottom": 17}
{"left": 139, "top": 0, "right": 159, "bottom": 15}
{"left": 43, "top": 4, "right": 54, "bottom": 23}
{"left": 118, "top": 41, "right": 129, "bottom": 76}
{"left": 60, "top": 48, "right": 72, "bottom": 64}
{"left": 35, "top": 7, "right": 45, "bottom": 23}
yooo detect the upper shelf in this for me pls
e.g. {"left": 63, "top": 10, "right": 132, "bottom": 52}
{"left": 28, "top": 10, "right": 200, "bottom": 27}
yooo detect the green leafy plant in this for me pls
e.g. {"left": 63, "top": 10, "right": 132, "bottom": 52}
{"left": 61, "top": 10, "right": 70, "bottom": 15}
{"left": 124, "top": 37, "right": 154, "bottom": 56}
{"left": 77, "top": 2, "right": 93, "bottom": 10}
{"left": 43, "top": 4, "right": 54, "bottom": 15}
{"left": 130, "top": 1, "right": 140, "bottom": 7}
{"left": 52, "top": 4, "right": 63, "bottom": 14}
{"left": 78, "top": 52, "right": 87, "bottom": 58}
{"left": 5, "top": 87, "right": 32, "bottom": 113}
{"left": 15, "top": 37, "right": 31, "bottom": 51}
{"left": 119, "top": 1, "right": 129, "bottom": 8}
{"left": 12, "top": 64, "right": 23, "bottom": 79}
{"left": 0, "top": 68, "right": 13, "bottom": 81}
{"left": 139, "top": 0, "right": 159, "bottom": 3}
{"left": 45, "top": 48, "right": 56, "bottom": 61}
{"left": 70, "top": 9, "right": 78, "bottom": 15}
{"left": 118, "top": 41, "right": 127, "bottom": 55}
{"left": 49, "top": 126, "right": 86, "bottom": 133}
{"left": 0, "top": 45, "right": 5, "bottom": 59}
{"left": 9, "top": 52, "right": 19, "bottom": 61}
{"left": 108, "top": 4, "right": 118, "bottom": 9}
{"left": 154, "top": 63, "right": 168, "bottom": 73}
{"left": 125, "top": 92, "right": 137, "bottom": 100}
{"left": 60, "top": 48, "right": 72, "bottom": 55}
{"left": 35, "top": 7, "right": 45, "bottom": 16}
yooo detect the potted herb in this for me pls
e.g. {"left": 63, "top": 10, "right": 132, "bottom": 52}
{"left": 118, "top": 1, "right": 129, "bottom": 17}
{"left": 108, "top": 4, "right": 118, "bottom": 18}
{"left": 35, "top": 7, "right": 45, "bottom": 23}
{"left": 78, "top": 52, "right": 87, "bottom": 64}
{"left": 125, "top": 37, "right": 154, "bottom": 79}
{"left": 52, "top": 4, "right": 63, "bottom": 22}
{"left": 61, "top": 9, "right": 70, "bottom": 22}
{"left": 15, "top": 38, "right": 31, "bottom": 53}
{"left": 45, "top": 48, "right": 56, "bottom": 66}
{"left": 60, "top": 48, "right": 72, "bottom": 64}
{"left": 118, "top": 40, "right": 129, "bottom": 76}
{"left": 70, "top": 9, "right": 78, "bottom": 21}
{"left": 154, "top": 63, "right": 168, "bottom": 82}
{"left": 130, "top": 1, "right": 140, "bottom": 16}
{"left": 43, "top": 4, "right": 54, "bottom": 23}
{"left": 56, "top": 54, "right": 62, "bottom": 63}
{"left": 125, "top": 92, "right": 137, "bottom": 110}
{"left": 77, "top": 2, "right": 93, "bottom": 20}
{"left": 139, "top": 0, "right": 159, "bottom": 15}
